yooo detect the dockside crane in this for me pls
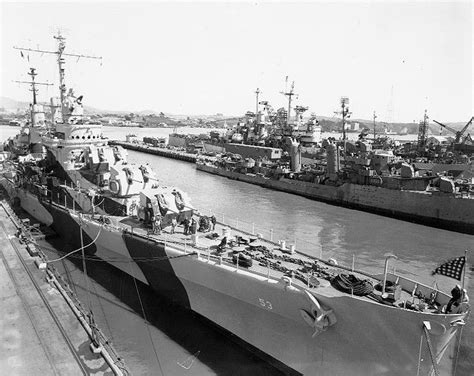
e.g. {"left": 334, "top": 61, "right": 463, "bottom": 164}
{"left": 433, "top": 117, "right": 473, "bottom": 144}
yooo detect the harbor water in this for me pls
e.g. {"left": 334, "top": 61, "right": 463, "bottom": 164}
{"left": 1, "top": 125, "right": 472, "bottom": 375}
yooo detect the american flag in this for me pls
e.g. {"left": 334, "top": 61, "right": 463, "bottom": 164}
{"left": 432, "top": 256, "right": 466, "bottom": 281}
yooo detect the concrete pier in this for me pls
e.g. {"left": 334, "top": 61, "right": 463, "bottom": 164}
{"left": 0, "top": 202, "right": 125, "bottom": 375}
{"left": 109, "top": 140, "right": 198, "bottom": 162}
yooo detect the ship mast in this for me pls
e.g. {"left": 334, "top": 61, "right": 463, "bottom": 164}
{"left": 340, "top": 97, "right": 351, "bottom": 141}
{"left": 417, "top": 109, "right": 429, "bottom": 150}
{"left": 13, "top": 68, "right": 53, "bottom": 126}
{"left": 14, "top": 68, "right": 53, "bottom": 105}
{"left": 255, "top": 88, "right": 260, "bottom": 116}
{"left": 54, "top": 33, "right": 67, "bottom": 121}
{"left": 14, "top": 31, "right": 102, "bottom": 123}
{"left": 373, "top": 111, "right": 377, "bottom": 140}
{"left": 281, "top": 79, "right": 296, "bottom": 128}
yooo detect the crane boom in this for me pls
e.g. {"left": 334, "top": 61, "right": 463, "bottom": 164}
{"left": 432, "top": 120, "right": 457, "bottom": 135}
{"left": 433, "top": 117, "right": 473, "bottom": 143}
{"left": 459, "top": 117, "right": 473, "bottom": 137}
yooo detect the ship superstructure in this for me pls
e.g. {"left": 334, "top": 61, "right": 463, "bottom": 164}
{"left": 1, "top": 34, "right": 470, "bottom": 376}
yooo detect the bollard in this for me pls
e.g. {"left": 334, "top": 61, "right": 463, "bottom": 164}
{"left": 270, "top": 229, "right": 273, "bottom": 241}
{"left": 289, "top": 244, "right": 295, "bottom": 255}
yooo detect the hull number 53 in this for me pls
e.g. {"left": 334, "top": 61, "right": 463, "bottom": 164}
{"left": 258, "top": 298, "right": 273, "bottom": 310}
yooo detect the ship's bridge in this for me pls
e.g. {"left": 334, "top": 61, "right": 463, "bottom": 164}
{"left": 55, "top": 123, "right": 104, "bottom": 143}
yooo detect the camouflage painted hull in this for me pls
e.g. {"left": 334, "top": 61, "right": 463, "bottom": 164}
{"left": 4, "top": 182, "right": 465, "bottom": 376}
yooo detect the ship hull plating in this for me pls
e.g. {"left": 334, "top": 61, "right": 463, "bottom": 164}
{"left": 72, "top": 213, "right": 464, "bottom": 376}
{"left": 1, "top": 180, "right": 465, "bottom": 375}
{"left": 197, "top": 164, "right": 474, "bottom": 234}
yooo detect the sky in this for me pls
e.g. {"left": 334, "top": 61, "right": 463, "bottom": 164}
{"left": 0, "top": 1, "right": 472, "bottom": 123}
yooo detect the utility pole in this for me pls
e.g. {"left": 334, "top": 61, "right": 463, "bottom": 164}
{"left": 14, "top": 31, "right": 102, "bottom": 123}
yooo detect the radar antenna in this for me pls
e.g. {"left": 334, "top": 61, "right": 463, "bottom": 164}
{"left": 14, "top": 31, "right": 102, "bottom": 123}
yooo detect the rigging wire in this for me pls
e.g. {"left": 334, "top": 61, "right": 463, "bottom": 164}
{"left": 46, "top": 224, "right": 103, "bottom": 263}
{"left": 87, "top": 265, "right": 116, "bottom": 345}
{"left": 39, "top": 241, "right": 196, "bottom": 263}
{"left": 128, "top": 261, "right": 165, "bottom": 376}
{"left": 80, "top": 220, "right": 93, "bottom": 313}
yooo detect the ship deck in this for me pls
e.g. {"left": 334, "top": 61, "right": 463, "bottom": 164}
{"left": 91, "top": 212, "right": 450, "bottom": 315}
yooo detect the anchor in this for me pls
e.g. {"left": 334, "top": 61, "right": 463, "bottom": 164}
{"left": 300, "top": 290, "right": 337, "bottom": 337}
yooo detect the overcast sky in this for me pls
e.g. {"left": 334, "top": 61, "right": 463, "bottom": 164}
{"left": 1, "top": 1, "right": 472, "bottom": 122}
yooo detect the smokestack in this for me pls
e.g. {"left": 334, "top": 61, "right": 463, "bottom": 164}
{"left": 290, "top": 139, "right": 301, "bottom": 173}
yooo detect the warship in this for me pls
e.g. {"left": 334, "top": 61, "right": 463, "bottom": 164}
{"left": 1, "top": 34, "right": 470, "bottom": 375}
{"left": 196, "top": 90, "right": 474, "bottom": 235}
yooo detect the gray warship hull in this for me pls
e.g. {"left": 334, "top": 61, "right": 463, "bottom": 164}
{"left": 196, "top": 163, "right": 474, "bottom": 235}
{"left": 1, "top": 179, "right": 466, "bottom": 376}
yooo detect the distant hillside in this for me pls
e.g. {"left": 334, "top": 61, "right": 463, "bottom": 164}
{"left": 0, "top": 96, "right": 468, "bottom": 133}
{"left": 0, "top": 96, "right": 29, "bottom": 110}
{"left": 0, "top": 96, "right": 120, "bottom": 115}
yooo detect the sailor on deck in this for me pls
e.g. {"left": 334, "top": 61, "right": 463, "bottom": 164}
{"left": 446, "top": 285, "right": 470, "bottom": 314}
